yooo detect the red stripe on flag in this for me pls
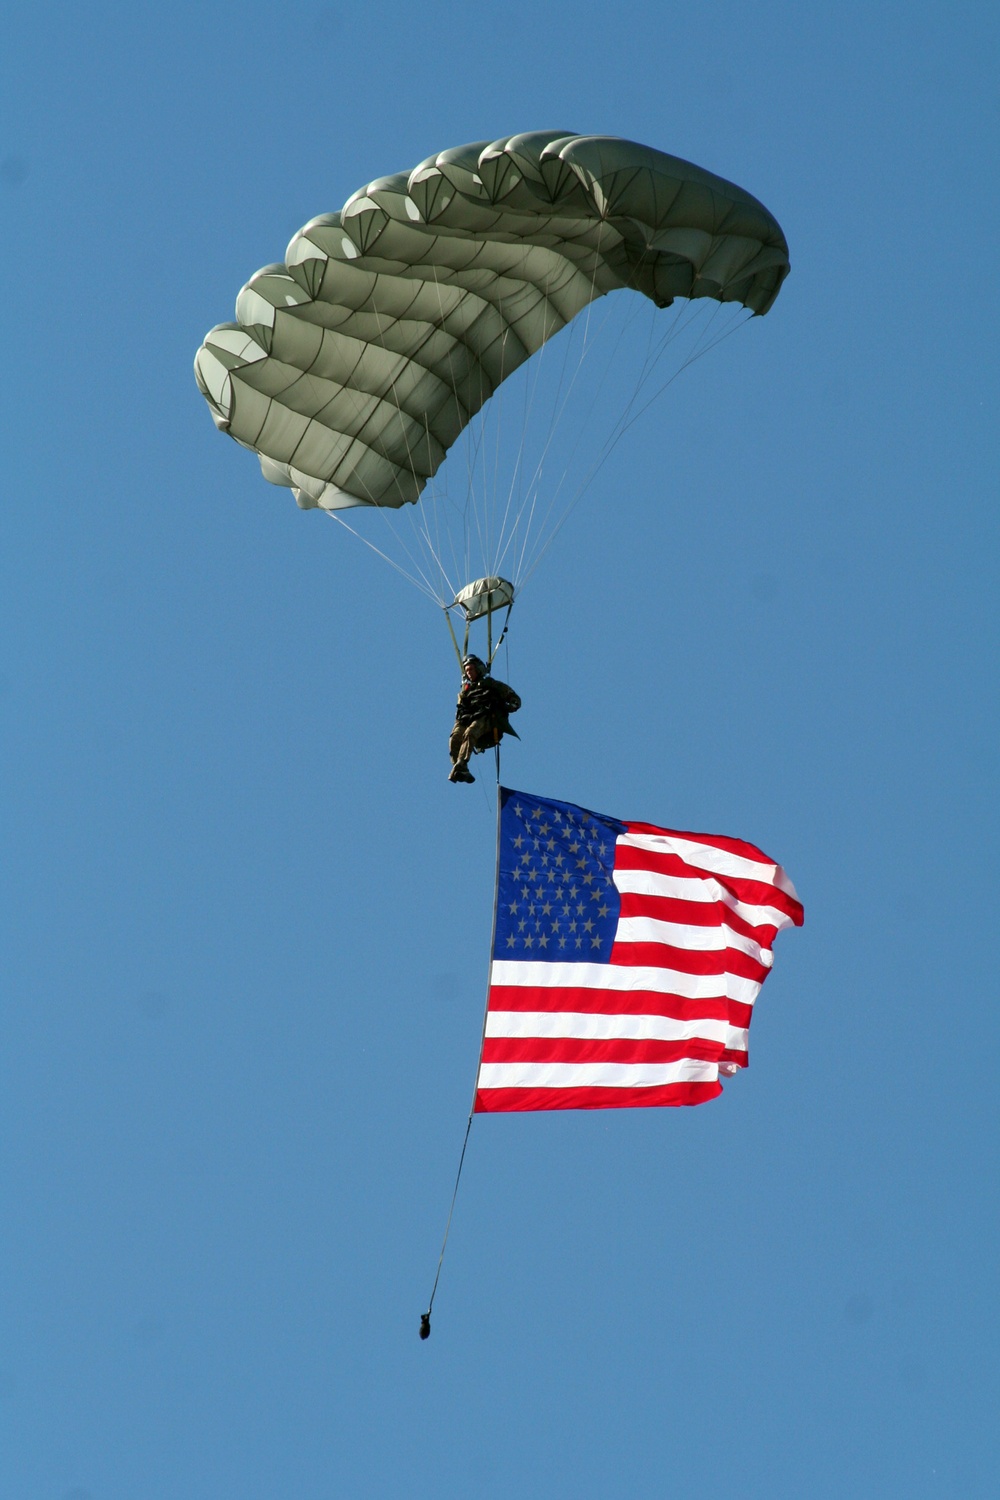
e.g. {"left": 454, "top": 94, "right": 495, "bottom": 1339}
{"left": 613, "top": 842, "right": 804, "bottom": 925}
{"left": 475, "top": 1081, "right": 724, "bottom": 1112}
{"left": 609, "top": 941, "right": 772, "bottom": 982}
{"left": 480, "top": 1037, "right": 730, "bottom": 1065}
{"left": 616, "top": 890, "right": 780, "bottom": 943}
{"left": 487, "top": 985, "right": 735, "bottom": 1022}
{"left": 626, "top": 821, "right": 789, "bottom": 865}
{"left": 728, "top": 1000, "right": 753, "bottom": 1029}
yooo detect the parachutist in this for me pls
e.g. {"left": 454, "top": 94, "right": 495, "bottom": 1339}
{"left": 448, "top": 656, "right": 521, "bottom": 784}
{"left": 419, "top": 1313, "right": 431, "bottom": 1340}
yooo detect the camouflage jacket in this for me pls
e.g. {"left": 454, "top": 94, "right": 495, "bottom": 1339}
{"left": 454, "top": 676, "right": 521, "bottom": 727}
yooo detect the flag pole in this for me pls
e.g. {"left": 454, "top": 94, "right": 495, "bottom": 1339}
{"left": 420, "top": 778, "right": 504, "bottom": 1340}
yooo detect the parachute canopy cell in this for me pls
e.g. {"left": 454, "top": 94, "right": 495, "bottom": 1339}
{"left": 194, "top": 131, "right": 789, "bottom": 515}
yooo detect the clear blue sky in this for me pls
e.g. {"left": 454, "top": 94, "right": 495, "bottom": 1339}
{"left": 2, "top": 4, "right": 997, "bottom": 1497}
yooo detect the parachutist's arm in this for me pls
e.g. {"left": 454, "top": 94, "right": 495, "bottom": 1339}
{"left": 454, "top": 692, "right": 475, "bottom": 725}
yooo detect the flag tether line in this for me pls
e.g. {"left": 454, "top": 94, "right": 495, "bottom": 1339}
{"left": 420, "top": 774, "right": 503, "bottom": 1339}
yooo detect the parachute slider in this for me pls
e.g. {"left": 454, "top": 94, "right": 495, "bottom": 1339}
{"left": 445, "top": 577, "right": 515, "bottom": 667}
{"left": 451, "top": 577, "right": 515, "bottom": 623}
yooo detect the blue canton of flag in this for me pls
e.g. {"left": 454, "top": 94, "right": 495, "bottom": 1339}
{"left": 494, "top": 790, "right": 627, "bottom": 964}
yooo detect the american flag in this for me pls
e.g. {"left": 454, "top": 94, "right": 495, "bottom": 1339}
{"left": 474, "top": 788, "right": 803, "bottom": 1113}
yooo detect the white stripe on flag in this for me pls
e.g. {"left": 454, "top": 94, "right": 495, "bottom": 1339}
{"left": 612, "top": 868, "right": 794, "bottom": 931}
{"left": 477, "top": 1059, "right": 721, "bottom": 1090}
{"left": 484, "top": 1010, "right": 741, "bottom": 1044}
{"left": 614, "top": 915, "right": 773, "bottom": 965}
{"left": 489, "top": 960, "right": 763, "bottom": 1006}
{"left": 620, "top": 830, "right": 796, "bottom": 892}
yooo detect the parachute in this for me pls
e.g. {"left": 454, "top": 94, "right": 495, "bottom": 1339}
{"left": 195, "top": 131, "right": 788, "bottom": 644}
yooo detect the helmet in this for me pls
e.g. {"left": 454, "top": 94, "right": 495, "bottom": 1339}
{"left": 462, "top": 655, "right": 487, "bottom": 677}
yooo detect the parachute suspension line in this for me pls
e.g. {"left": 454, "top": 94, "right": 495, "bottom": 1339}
{"left": 396, "top": 416, "right": 452, "bottom": 601}
{"left": 505, "top": 243, "right": 613, "bottom": 586}
{"left": 420, "top": 405, "right": 480, "bottom": 611}
{"left": 519, "top": 302, "right": 753, "bottom": 591}
{"left": 430, "top": 244, "right": 593, "bottom": 600}
{"left": 483, "top": 301, "right": 537, "bottom": 586}
{"left": 484, "top": 255, "right": 542, "bottom": 583}
{"left": 482, "top": 289, "right": 505, "bottom": 582}
{"left": 430, "top": 262, "right": 477, "bottom": 591}
{"left": 430, "top": 468, "right": 474, "bottom": 612}
{"left": 417, "top": 238, "right": 608, "bottom": 603}
{"left": 321, "top": 509, "right": 444, "bottom": 606}
{"left": 421, "top": 783, "right": 504, "bottom": 1341}
{"left": 373, "top": 273, "right": 485, "bottom": 606}
{"left": 485, "top": 285, "right": 572, "bottom": 588}
{"left": 302, "top": 290, "right": 449, "bottom": 605}
{"left": 490, "top": 251, "right": 574, "bottom": 586}
{"left": 366, "top": 298, "right": 458, "bottom": 605}
{"left": 484, "top": 252, "right": 566, "bottom": 581}
{"left": 509, "top": 319, "right": 607, "bottom": 584}
{"left": 332, "top": 255, "right": 747, "bottom": 617}
{"left": 478, "top": 258, "right": 531, "bottom": 589}
{"left": 313, "top": 307, "right": 453, "bottom": 608}
{"left": 511, "top": 292, "right": 682, "bottom": 585}
{"left": 515, "top": 287, "right": 706, "bottom": 575}
{"left": 618, "top": 299, "right": 735, "bottom": 429}
{"left": 424, "top": 249, "right": 544, "bottom": 597}
{"left": 415, "top": 410, "right": 457, "bottom": 600}
{"left": 495, "top": 261, "right": 578, "bottom": 584}
{"left": 495, "top": 306, "right": 541, "bottom": 574}
{"left": 613, "top": 301, "right": 752, "bottom": 447}
{"left": 423, "top": 262, "right": 494, "bottom": 597}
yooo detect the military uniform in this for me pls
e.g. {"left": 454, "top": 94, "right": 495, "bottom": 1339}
{"left": 448, "top": 672, "right": 521, "bottom": 782}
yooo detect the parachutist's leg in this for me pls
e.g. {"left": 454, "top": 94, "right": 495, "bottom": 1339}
{"left": 448, "top": 722, "right": 476, "bottom": 783}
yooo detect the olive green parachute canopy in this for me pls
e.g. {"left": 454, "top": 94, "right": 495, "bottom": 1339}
{"left": 195, "top": 131, "right": 789, "bottom": 513}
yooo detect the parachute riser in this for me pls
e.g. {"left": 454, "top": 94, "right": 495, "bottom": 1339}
{"left": 488, "top": 604, "right": 512, "bottom": 669}
{"left": 442, "top": 601, "right": 513, "bottom": 673}
{"left": 444, "top": 576, "right": 515, "bottom": 675}
{"left": 443, "top": 608, "right": 465, "bottom": 670}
